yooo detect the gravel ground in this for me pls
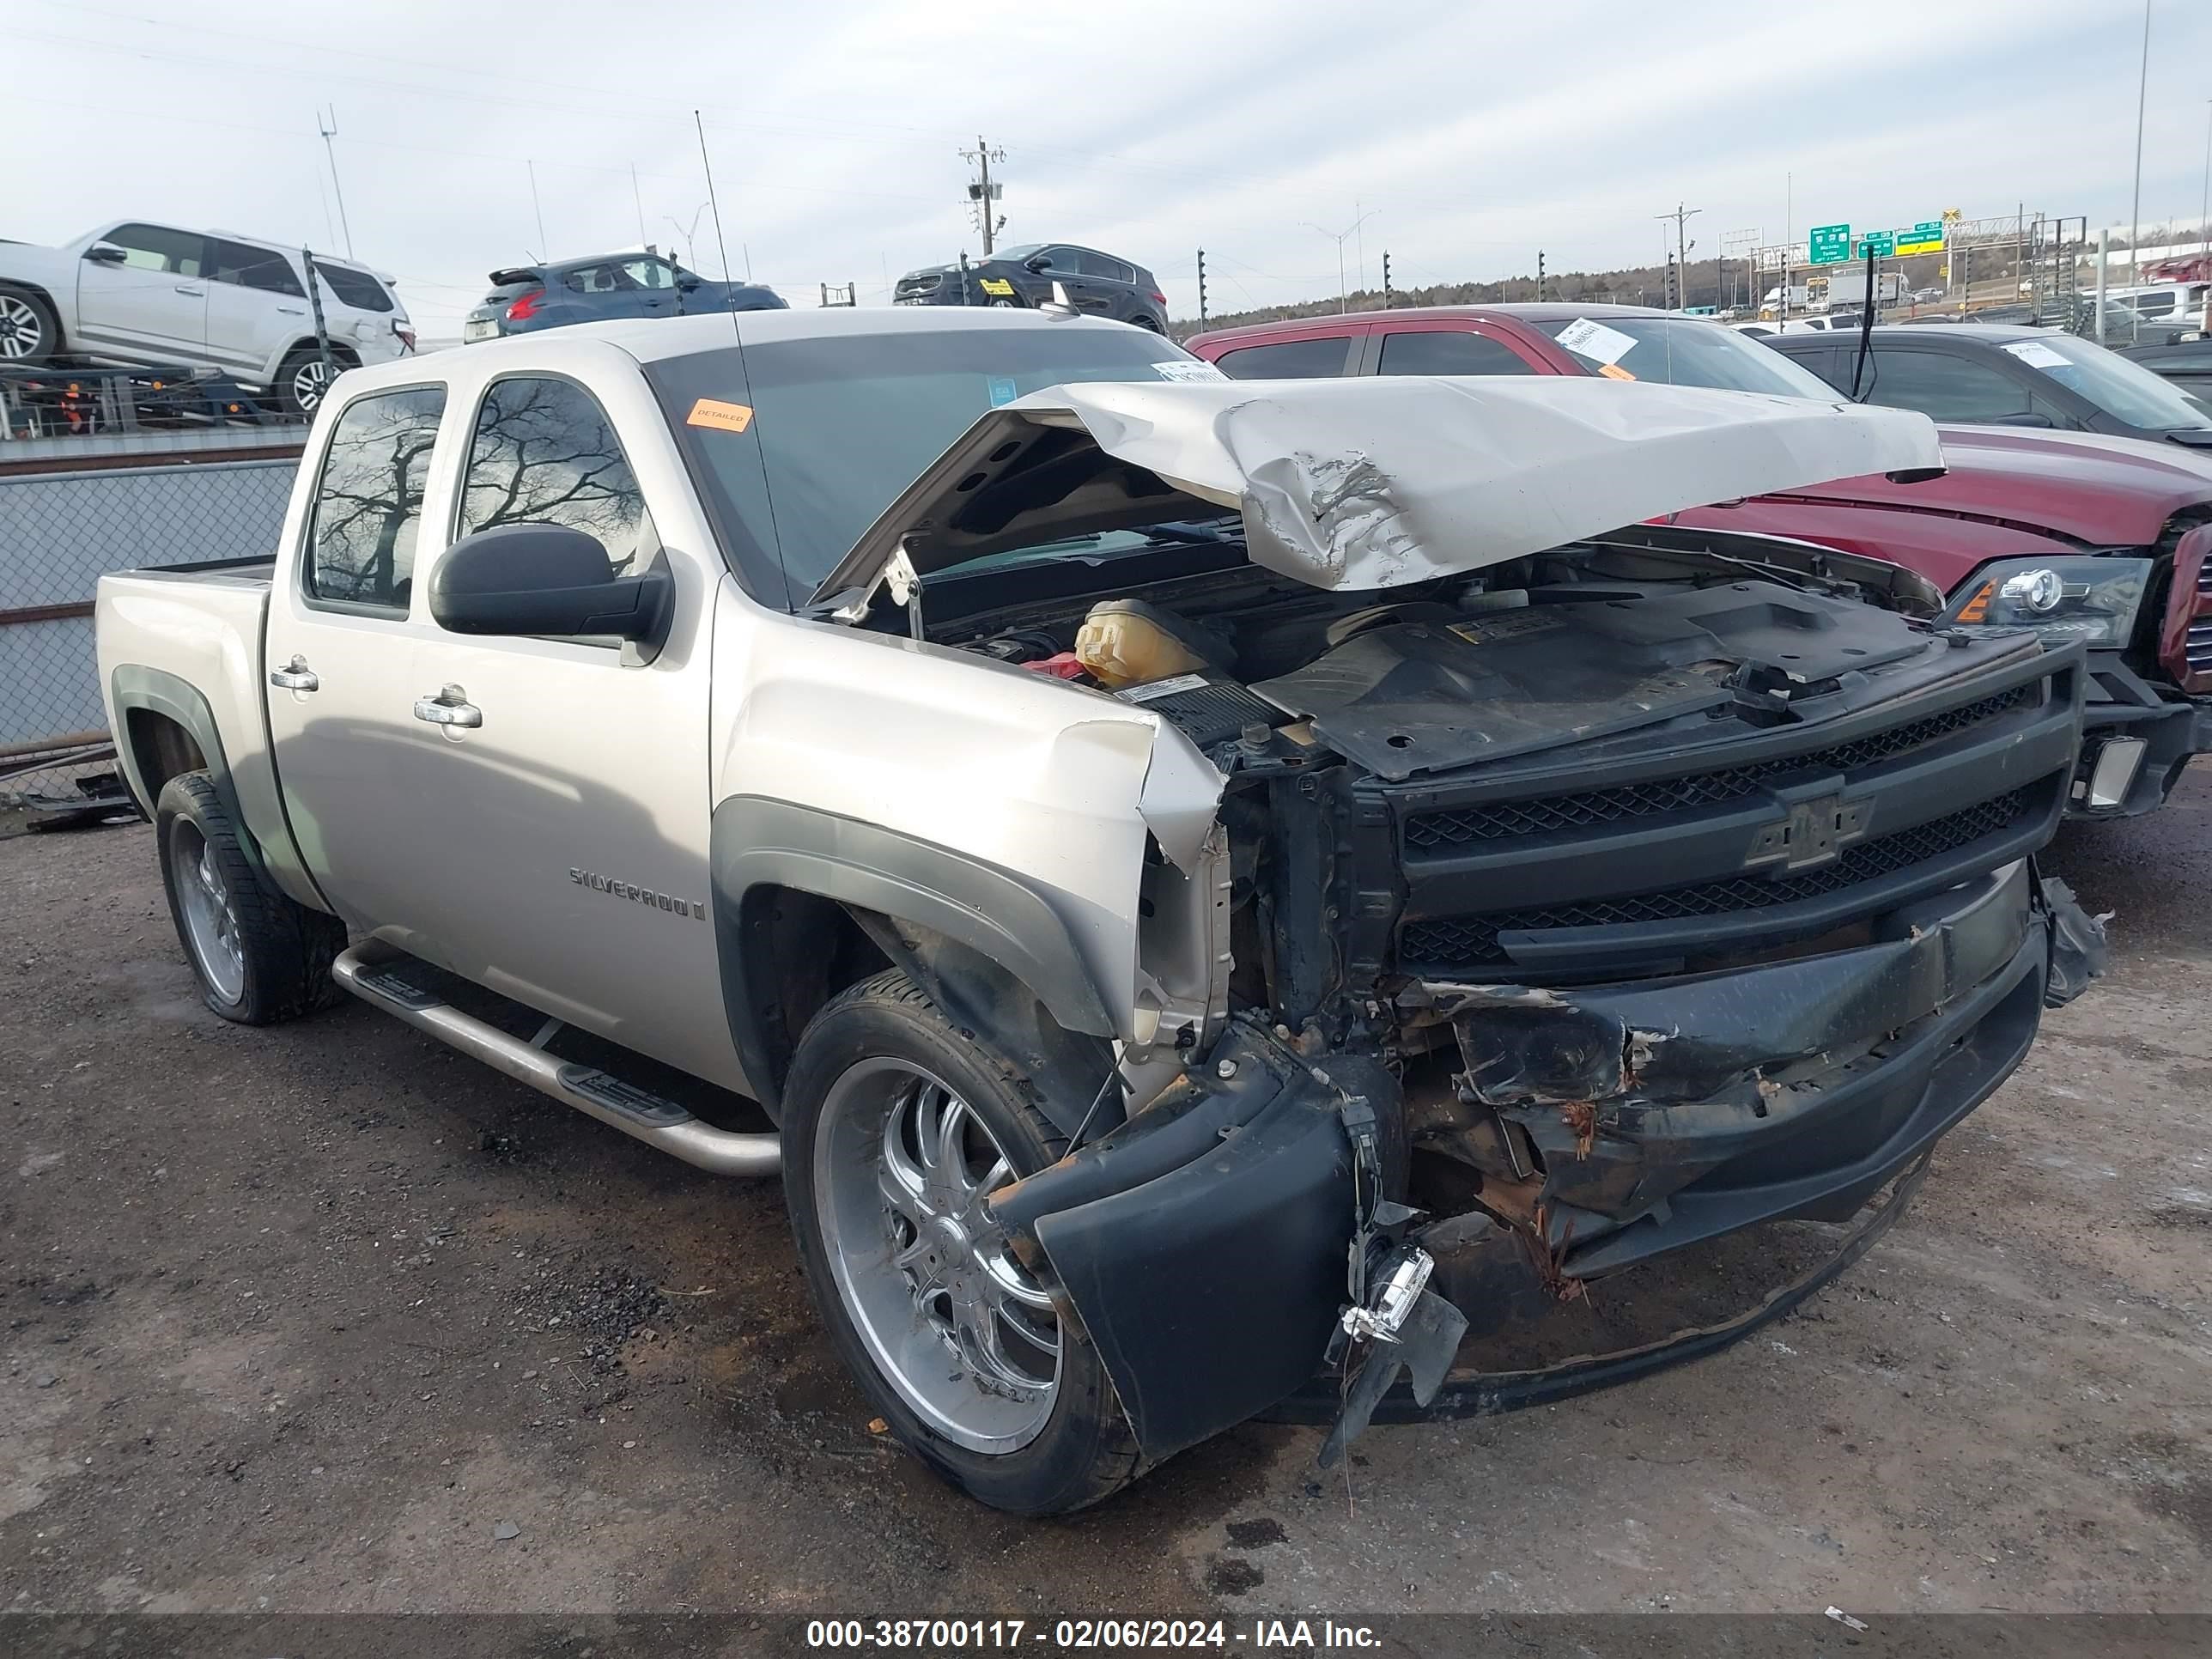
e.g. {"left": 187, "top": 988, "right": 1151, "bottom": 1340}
{"left": 3, "top": 775, "right": 2209, "bottom": 1625}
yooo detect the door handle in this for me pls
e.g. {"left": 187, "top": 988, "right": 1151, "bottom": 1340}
{"left": 277, "top": 306, "right": 305, "bottom": 316}
{"left": 268, "top": 654, "right": 319, "bottom": 692}
{"left": 414, "top": 684, "right": 483, "bottom": 728}
{"left": 174, "top": 284, "right": 204, "bottom": 295}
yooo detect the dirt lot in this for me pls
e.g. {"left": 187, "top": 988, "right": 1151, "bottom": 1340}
{"left": 3, "top": 775, "right": 2210, "bottom": 1626}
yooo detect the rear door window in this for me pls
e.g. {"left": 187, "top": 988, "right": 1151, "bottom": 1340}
{"left": 457, "top": 376, "right": 647, "bottom": 576}
{"left": 304, "top": 386, "right": 447, "bottom": 612}
{"left": 1376, "top": 329, "right": 1536, "bottom": 375}
{"left": 314, "top": 261, "right": 394, "bottom": 313}
{"left": 1077, "top": 251, "right": 1135, "bottom": 283}
{"left": 210, "top": 239, "right": 306, "bottom": 297}
{"left": 1212, "top": 337, "right": 1358, "bottom": 379}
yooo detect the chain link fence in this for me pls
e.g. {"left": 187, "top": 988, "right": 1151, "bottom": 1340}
{"left": 1, "top": 436, "right": 301, "bottom": 835}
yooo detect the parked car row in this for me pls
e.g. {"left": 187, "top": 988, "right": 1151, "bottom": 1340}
{"left": 1185, "top": 303, "right": 2212, "bottom": 822}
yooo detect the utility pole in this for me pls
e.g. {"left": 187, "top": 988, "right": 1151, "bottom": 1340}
{"left": 961, "top": 138, "right": 1006, "bottom": 255}
{"left": 1197, "top": 248, "right": 1208, "bottom": 325}
{"left": 316, "top": 106, "right": 355, "bottom": 259}
{"left": 1656, "top": 202, "right": 1701, "bottom": 308}
{"left": 630, "top": 164, "right": 647, "bottom": 248}
{"left": 2200, "top": 99, "right": 2211, "bottom": 265}
{"left": 1536, "top": 249, "right": 1545, "bottom": 301}
{"left": 2128, "top": 0, "right": 2148, "bottom": 341}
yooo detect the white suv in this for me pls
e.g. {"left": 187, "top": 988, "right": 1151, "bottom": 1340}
{"left": 0, "top": 220, "right": 414, "bottom": 412}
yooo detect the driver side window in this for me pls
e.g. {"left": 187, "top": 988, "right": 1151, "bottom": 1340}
{"left": 457, "top": 377, "right": 647, "bottom": 576}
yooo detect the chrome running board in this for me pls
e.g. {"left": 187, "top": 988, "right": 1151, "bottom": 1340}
{"left": 332, "top": 940, "right": 780, "bottom": 1177}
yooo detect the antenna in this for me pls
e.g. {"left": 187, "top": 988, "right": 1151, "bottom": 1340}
{"left": 316, "top": 106, "right": 355, "bottom": 259}
{"left": 694, "top": 111, "right": 787, "bottom": 595}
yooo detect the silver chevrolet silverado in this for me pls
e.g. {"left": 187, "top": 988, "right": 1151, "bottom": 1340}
{"left": 95, "top": 307, "right": 2102, "bottom": 1514}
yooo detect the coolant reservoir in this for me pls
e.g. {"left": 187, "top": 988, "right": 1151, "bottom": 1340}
{"left": 1073, "top": 599, "right": 1221, "bottom": 689}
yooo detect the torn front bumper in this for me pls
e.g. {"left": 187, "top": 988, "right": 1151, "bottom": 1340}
{"left": 988, "top": 863, "right": 2100, "bottom": 1458}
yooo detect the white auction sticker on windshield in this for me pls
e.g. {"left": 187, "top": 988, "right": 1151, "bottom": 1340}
{"left": 2002, "top": 339, "right": 2072, "bottom": 371}
{"left": 1553, "top": 318, "right": 1639, "bottom": 367}
{"left": 1153, "top": 360, "right": 1227, "bottom": 382}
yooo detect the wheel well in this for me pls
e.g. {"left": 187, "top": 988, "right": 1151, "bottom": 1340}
{"left": 124, "top": 709, "right": 206, "bottom": 805}
{"left": 283, "top": 338, "right": 361, "bottom": 366}
{"left": 0, "top": 280, "right": 63, "bottom": 336}
{"left": 734, "top": 885, "right": 893, "bottom": 1100}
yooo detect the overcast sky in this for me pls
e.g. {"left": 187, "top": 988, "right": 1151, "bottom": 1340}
{"left": 12, "top": 0, "right": 2212, "bottom": 334}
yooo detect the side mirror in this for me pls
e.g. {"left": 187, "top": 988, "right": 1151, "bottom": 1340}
{"left": 1987, "top": 410, "right": 2056, "bottom": 428}
{"left": 83, "top": 244, "right": 126, "bottom": 264}
{"left": 1024, "top": 253, "right": 1052, "bottom": 272}
{"left": 428, "top": 524, "right": 672, "bottom": 653}
{"left": 677, "top": 274, "right": 702, "bottom": 292}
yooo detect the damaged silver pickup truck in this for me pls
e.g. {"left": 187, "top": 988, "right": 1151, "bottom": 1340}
{"left": 95, "top": 309, "right": 2103, "bottom": 1514}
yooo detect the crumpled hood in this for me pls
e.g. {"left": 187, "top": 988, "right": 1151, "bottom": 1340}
{"left": 1764, "top": 424, "right": 2212, "bottom": 544}
{"left": 812, "top": 376, "right": 1945, "bottom": 604}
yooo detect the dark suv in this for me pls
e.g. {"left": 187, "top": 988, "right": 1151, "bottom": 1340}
{"left": 465, "top": 252, "right": 784, "bottom": 343}
{"left": 893, "top": 243, "right": 1168, "bottom": 331}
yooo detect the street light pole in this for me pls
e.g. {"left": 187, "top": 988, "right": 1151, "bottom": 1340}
{"left": 2200, "top": 99, "right": 2211, "bottom": 264}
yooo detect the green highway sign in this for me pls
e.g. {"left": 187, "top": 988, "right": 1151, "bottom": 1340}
{"left": 1808, "top": 223, "right": 1851, "bottom": 264}
{"left": 1854, "top": 229, "right": 1896, "bottom": 258}
{"left": 1894, "top": 220, "right": 1946, "bottom": 256}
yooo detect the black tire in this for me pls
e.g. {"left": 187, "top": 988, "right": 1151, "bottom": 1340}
{"left": 0, "top": 286, "right": 61, "bottom": 364}
{"left": 276, "top": 344, "right": 355, "bottom": 416}
{"left": 1129, "top": 313, "right": 1164, "bottom": 332}
{"left": 988, "top": 296, "right": 1021, "bottom": 308}
{"left": 155, "top": 771, "right": 344, "bottom": 1024}
{"left": 781, "top": 969, "right": 1144, "bottom": 1515}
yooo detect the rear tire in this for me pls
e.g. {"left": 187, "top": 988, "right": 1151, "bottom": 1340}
{"left": 276, "top": 344, "right": 356, "bottom": 416}
{"left": 0, "top": 287, "right": 60, "bottom": 364}
{"left": 155, "top": 771, "right": 344, "bottom": 1024}
{"left": 781, "top": 969, "right": 1142, "bottom": 1515}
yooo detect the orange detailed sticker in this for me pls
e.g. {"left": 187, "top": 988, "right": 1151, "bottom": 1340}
{"left": 1956, "top": 582, "right": 1993, "bottom": 623}
{"left": 686, "top": 398, "right": 754, "bottom": 433}
{"left": 1596, "top": 362, "right": 1638, "bottom": 381}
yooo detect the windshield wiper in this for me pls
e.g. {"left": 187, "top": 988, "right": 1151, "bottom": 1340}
{"left": 2162, "top": 428, "right": 2212, "bottom": 447}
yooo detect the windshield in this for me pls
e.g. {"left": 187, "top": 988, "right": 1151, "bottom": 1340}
{"left": 1534, "top": 315, "right": 1842, "bottom": 399}
{"left": 993, "top": 244, "right": 1044, "bottom": 263}
{"left": 646, "top": 325, "right": 1218, "bottom": 606}
{"left": 1992, "top": 333, "right": 2212, "bottom": 432}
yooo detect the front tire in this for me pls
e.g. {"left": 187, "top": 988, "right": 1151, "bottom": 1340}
{"left": 0, "top": 287, "right": 60, "bottom": 363}
{"left": 155, "top": 772, "right": 344, "bottom": 1024}
{"left": 781, "top": 970, "right": 1141, "bottom": 1514}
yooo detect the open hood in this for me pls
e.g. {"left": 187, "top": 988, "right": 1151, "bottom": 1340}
{"left": 811, "top": 376, "right": 1946, "bottom": 606}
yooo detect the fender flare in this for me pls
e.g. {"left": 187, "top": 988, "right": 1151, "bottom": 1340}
{"left": 108, "top": 665, "right": 276, "bottom": 889}
{"left": 711, "top": 795, "right": 1120, "bottom": 1120}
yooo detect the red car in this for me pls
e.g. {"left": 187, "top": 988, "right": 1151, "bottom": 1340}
{"left": 1187, "top": 304, "right": 2212, "bottom": 818}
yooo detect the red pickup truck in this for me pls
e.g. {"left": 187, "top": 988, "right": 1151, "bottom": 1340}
{"left": 1187, "top": 304, "right": 2212, "bottom": 818}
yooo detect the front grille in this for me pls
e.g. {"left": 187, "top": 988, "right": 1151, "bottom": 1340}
{"left": 1401, "top": 790, "right": 2030, "bottom": 969}
{"left": 1404, "top": 685, "right": 2036, "bottom": 850}
{"left": 2188, "top": 618, "right": 2212, "bottom": 674}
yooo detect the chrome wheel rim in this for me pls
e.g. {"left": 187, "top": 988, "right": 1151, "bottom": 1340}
{"left": 815, "top": 1058, "right": 1059, "bottom": 1453}
{"left": 289, "top": 356, "right": 332, "bottom": 410}
{"left": 0, "top": 295, "right": 44, "bottom": 359}
{"left": 169, "top": 817, "right": 244, "bottom": 1005}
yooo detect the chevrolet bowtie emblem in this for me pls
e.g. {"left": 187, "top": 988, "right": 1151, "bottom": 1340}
{"left": 1745, "top": 795, "right": 1869, "bottom": 872}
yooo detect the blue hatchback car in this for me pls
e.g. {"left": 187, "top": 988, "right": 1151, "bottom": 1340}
{"left": 464, "top": 251, "right": 785, "bottom": 342}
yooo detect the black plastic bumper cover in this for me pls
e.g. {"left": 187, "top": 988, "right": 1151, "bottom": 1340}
{"left": 1016, "top": 1049, "right": 1361, "bottom": 1463}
